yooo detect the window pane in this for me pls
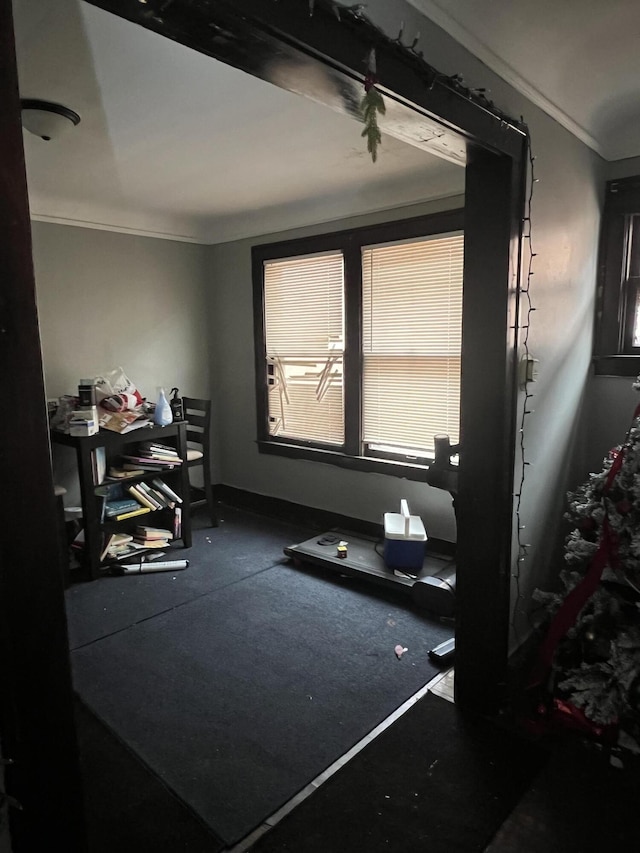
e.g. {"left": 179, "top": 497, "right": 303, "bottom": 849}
{"left": 630, "top": 216, "right": 640, "bottom": 348}
{"left": 363, "top": 355, "right": 460, "bottom": 454}
{"left": 361, "top": 233, "right": 463, "bottom": 455}
{"left": 633, "top": 289, "right": 640, "bottom": 348}
{"left": 264, "top": 252, "right": 344, "bottom": 444}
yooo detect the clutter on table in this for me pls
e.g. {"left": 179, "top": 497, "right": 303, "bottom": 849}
{"left": 48, "top": 367, "right": 184, "bottom": 435}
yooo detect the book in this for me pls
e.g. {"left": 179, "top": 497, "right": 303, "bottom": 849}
{"left": 131, "top": 538, "right": 168, "bottom": 548}
{"left": 139, "top": 442, "right": 180, "bottom": 457}
{"left": 138, "top": 445, "right": 181, "bottom": 461}
{"left": 140, "top": 453, "right": 182, "bottom": 463}
{"left": 132, "top": 523, "right": 172, "bottom": 547}
{"left": 135, "top": 526, "right": 173, "bottom": 540}
{"left": 136, "top": 481, "right": 167, "bottom": 509}
{"left": 173, "top": 506, "right": 182, "bottom": 540}
{"left": 100, "top": 532, "right": 134, "bottom": 561}
{"left": 151, "top": 478, "right": 183, "bottom": 504}
{"left": 110, "top": 542, "right": 167, "bottom": 561}
{"left": 99, "top": 411, "right": 152, "bottom": 434}
{"left": 104, "top": 498, "right": 141, "bottom": 517}
{"left": 122, "top": 455, "right": 180, "bottom": 467}
{"left": 92, "top": 446, "right": 107, "bottom": 485}
{"left": 100, "top": 533, "right": 116, "bottom": 562}
{"left": 127, "top": 484, "right": 158, "bottom": 511}
{"left": 114, "top": 505, "right": 152, "bottom": 522}
{"left": 149, "top": 486, "right": 174, "bottom": 508}
{"left": 108, "top": 466, "right": 145, "bottom": 479}
{"left": 138, "top": 483, "right": 173, "bottom": 508}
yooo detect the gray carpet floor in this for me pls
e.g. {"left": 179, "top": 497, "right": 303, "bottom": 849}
{"left": 67, "top": 506, "right": 453, "bottom": 845}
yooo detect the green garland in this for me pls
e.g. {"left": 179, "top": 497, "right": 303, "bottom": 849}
{"left": 360, "top": 85, "right": 386, "bottom": 163}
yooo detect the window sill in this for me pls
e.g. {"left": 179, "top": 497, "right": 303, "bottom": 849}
{"left": 593, "top": 355, "right": 640, "bottom": 377}
{"left": 257, "top": 440, "right": 431, "bottom": 481}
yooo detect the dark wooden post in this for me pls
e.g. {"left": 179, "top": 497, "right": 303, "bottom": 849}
{"left": 454, "top": 144, "right": 526, "bottom": 711}
{"left": 0, "top": 0, "right": 87, "bottom": 848}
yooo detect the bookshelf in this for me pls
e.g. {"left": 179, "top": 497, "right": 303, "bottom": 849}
{"left": 51, "top": 421, "right": 192, "bottom": 581}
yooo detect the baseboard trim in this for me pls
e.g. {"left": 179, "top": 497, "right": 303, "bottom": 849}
{"left": 212, "top": 484, "right": 455, "bottom": 557}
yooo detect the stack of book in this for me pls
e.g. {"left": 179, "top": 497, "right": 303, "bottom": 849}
{"left": 100, "top": 532, "right": 135, "bottom": 562}
{"left": 104, "top": 498, "right": 151, "bottom": 522}
{"left": 133, "top": 526, "right": 173, "bottom": 549}
{"left": 126, "top": 480, "right": 176, "bottom": 511}
{"left": 151, "top": 478, "right": 182, "bottom": 505}
{"left": 139, "top": 441, "right": 183, "bottom": 463}
{"left": 104, "top": 497, "right": 146, "bottom": 519}
{"left": 122, "top": 442, "right": 182, "bottom": 471}
{"left": 107, "top": 465, "right": 145, "bottom": 480}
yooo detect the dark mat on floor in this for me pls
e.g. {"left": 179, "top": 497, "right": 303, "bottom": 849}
{"left": 65, "top": 505, "right": 315, "bottom": 649}
{"left": 75, "top": 697, "right": 225, "bottom": 853}
{"left": 250, "top": 692, "right": 548, "bottom": 853}
{"left": 486, "top": 740, "right": 640, "bottom": 853}
{"left": 71, "top": 561, "right": 452, "bottom": 846}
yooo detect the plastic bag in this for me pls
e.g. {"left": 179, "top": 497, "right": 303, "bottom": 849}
{"left": 94, "top": 367, "right": 143, "bottom": 411}
{"left": 49, "top": 395, "right": 77, "bottom": 431}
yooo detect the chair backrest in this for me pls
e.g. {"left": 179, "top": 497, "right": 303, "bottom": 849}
{"left": 182, "top": 397, "right": 211, "bottom": 456}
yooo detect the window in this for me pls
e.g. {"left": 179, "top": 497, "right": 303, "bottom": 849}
{"left": 262, "top": 250, "right": 345, "bottom": 446}
{"left": 252, "top": 209, "right": 464, "bottom": 479}
{"left": 594, "top": 176, "right": 640, "bottom": 375}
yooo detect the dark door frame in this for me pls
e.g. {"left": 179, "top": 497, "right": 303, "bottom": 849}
{"left": 85, "top": 0, "right": 527, "bottom": 709}
{"left": 0, "top": 1, "right": 87, "bottom": 850}
{"left": 1, "top": 0, "right": 526, "bottom": 848}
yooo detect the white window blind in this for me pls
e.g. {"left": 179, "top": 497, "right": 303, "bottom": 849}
{"left": 263, "top": 252, "right": 345, "bottom": 444}
{"left": 361, "top": 232, "right": 464, "bottom": 457}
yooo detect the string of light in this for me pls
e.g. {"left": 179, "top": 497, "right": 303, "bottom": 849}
{"left": 511, "top": 132, "right": 538, "bottom": 643}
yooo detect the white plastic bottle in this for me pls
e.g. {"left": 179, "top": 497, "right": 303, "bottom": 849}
{"left": 154, "top": 387, "right": 173, "bottom": 426}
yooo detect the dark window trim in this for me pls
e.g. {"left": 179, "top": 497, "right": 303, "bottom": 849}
{"left": 621, "top": 215, "right": 640, "bottom": 354}
{"left": 256, "top": 439, "right": 433, "bottom": 481}
{"left": 594, "top": 175, "right": 640, "bottom": 375}
{"left": 252, "top": 207, "right": 465, "bottom": 478}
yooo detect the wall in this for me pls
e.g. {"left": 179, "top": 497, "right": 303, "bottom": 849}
{"left": 208, "top": 195, "right": 464, "bottom": 543}
{"left": 606, "top": 156, "right": 640, "bottom": 181}
{"left": 586, "top": 376, "right": 639, "bottom": 474}
{"left": 31, "top": 221, "right": 211, "bottom": 503}
{"left": 209, "top": 0, "right": 605, "bottom": 648}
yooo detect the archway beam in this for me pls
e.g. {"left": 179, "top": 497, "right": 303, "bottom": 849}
{"left": 86, "top": 0, "right": 526, "bottom": 162}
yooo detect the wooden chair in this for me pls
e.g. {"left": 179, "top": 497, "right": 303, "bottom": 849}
{"left": 182, "top": 397, "right": 217, "bottom": 527}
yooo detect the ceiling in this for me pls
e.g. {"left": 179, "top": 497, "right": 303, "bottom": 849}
{"left": 408, "top": 0, "right": 640, "bottom": 162}
{"left": 11, "top": 0, "right": 464, "bottom": 245}
{"left": 11, "top": 0, "right": 640, "bottom": 245}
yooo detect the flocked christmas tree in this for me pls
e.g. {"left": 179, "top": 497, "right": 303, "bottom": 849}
{"left": 532, "top": 376, "right": 640, "bottom": 749}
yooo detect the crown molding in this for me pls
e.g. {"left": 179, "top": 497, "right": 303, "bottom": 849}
{"left": 29, "top": 211, "right": 203, "bottom": 243}
{"left": 408, "top": 0, "right": 605, "bottom": 157}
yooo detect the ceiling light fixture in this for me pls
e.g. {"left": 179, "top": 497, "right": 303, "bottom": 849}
{"left": 20, "top": 99, "right": 81, "bottom": 141}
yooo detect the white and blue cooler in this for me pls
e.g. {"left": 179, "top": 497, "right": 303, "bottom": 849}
{"left": 383, "top": 499, "right": 427, "bottom": 572}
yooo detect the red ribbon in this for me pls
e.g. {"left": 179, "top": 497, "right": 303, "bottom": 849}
{"left": 527, "top": 518, "right": 614, "bottom": 688}
{"left": 526, "top": 400, "right": 640, "bottom": 690}
{"left": 521, "top": 698, "right": 619, "bottom": 741}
